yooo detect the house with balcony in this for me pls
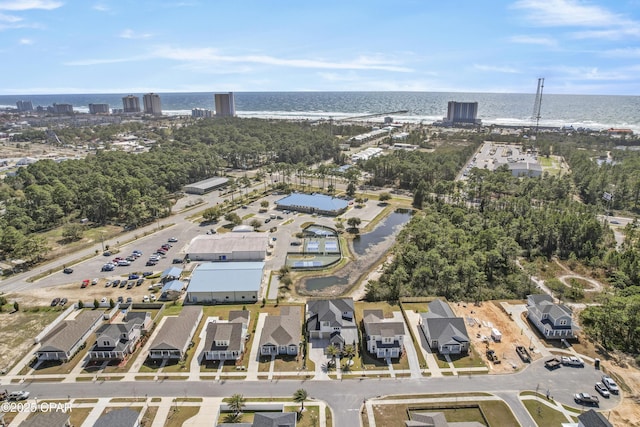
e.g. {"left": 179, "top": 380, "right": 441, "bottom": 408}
{"left": 88, "top": 312, "right": 151, "bottom": 361}
{"left": 202, "top": 310, "right": 250, "bottom": 361}
{"left": 526, "top": 294, "right": 577, "bottom": 340}
{"left": 362, "top": 310, "right": 405, "bottom": 359}
{"left": 306, "top": 298, "right": 358, "bottom": 349}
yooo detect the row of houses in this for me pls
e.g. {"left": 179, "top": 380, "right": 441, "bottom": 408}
{"left": 33, "top": 294, "right": 576, "bottom": 366}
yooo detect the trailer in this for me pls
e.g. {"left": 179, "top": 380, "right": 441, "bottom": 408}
{"left": 545, "top": 357, "right": 562, "bottom": 370}
{"left": 516, "top": 345, "right": 531, "bottom": 363}
{"left": 491, "top": 328, "right": 502, "bottom": 342}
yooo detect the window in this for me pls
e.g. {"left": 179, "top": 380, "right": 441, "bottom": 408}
{"left": 241, "top": 296, "right": 245, "bottom": 299}
{"left": 102, "top": 341, "right": 110, "bottom": 346}
{"left": 559, "top": 319, "right": 568, "bottom": 326}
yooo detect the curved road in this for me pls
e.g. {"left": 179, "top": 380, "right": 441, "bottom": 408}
{"left": 4, "top": 358, "right": 620, "bottom": 427}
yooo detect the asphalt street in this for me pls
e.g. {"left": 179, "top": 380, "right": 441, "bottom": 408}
{"left": 5, "top": 358, "right": 620, "bottom": 427}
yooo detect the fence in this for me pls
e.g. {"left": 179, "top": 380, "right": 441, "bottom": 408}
{"left": 34, "top": 305, "right": 75, "bottom": 344}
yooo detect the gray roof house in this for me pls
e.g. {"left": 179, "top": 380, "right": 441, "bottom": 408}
{"left": 92, "top": 408, "right": 141, "bottom": 427}
{"left": 420, "top": 299, "right": 469, "bottom": 355}
{"left": 363, "top": 310, "right": 405, "bottom": 359}
{"left": 19, "top": 412, "right": 70, "bottom": 427}
{"left": 405, "top": 411, "right": 483, "bottom": 427}
{"left": 35, "top": 310, "right": 104, "bottom": 362}
{"left": 88, "top": 312, "right": 151, "bottom": 361}
{"left": 526, "top": 294, "right": 577, "bottom": 340}
{"left": 148, "top": 306, "right": 203, "bottom": 360}
{"left": 218, "top": 411, "right": 296, "bottom": 427}
{"left": 577, "top": 409, "right": 613, "bottom": 427}
{"left": 259, "top": 306, "right": 301, "bottom": 356}
{"left": 202, "top": 310, "right": 250, "bottom": 361}
{"left": 306, "top": 298, "right": 358, "bottom": 349}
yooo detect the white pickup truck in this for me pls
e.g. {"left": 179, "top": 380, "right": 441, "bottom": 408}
{"left": 561, "top": 356, "right": 585, "bottom": 367}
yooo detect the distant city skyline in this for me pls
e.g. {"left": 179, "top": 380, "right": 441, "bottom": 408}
{"left": 1, "top": 0, "right": 639, "bottom": 95}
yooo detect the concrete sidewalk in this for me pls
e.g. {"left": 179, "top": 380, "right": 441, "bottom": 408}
{"left": 245, "top": 312, "right": 267, "bottom": 381}
{"left": 404, "top": 309, "right": 442, "bottom": 377}
{"left": 183, "top": 397, "right": 223, "bottom": 426}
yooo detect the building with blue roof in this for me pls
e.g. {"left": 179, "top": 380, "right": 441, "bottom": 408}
{"left": 276, "top": 193, "right": 348, "bottom": 216}
{"left": 186, "top": 262, "right": 264, "bottom": 304}
{"left": 161, "top": 280, "right": 184, "bottom": 300}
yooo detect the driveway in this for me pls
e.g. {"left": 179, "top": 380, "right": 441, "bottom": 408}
{"left": 308, "top": 339, "right": 331, "bottom": 380}
{"left": 391, "top": 311, "right": 421, "bottom": 378}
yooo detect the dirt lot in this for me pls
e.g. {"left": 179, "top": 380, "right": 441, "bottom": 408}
{"left": 451, "top": 301, "right": 539, "bottom": 374}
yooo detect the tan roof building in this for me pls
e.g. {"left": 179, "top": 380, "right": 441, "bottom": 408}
{"left": 36, "top": 310, "right": 104, "bottom": 362}
{"left": 186, "top": 233, "right": 269, "bottom": 262}
{"left": 149, "top": 306, "right": 203, "bottom": 360}
{"left": 259, "top": 306, "right": 302, "bottom": 357}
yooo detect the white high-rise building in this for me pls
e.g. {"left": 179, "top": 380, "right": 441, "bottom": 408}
{"left": 214, "top": 92, "right": 235, "bottom": 117}
{"left": 122, "top": 95, "right": 141, "bottom": 113}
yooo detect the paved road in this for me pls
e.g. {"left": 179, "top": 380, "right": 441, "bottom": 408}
{"left": 6, "top": 357, "right": 620, "bottom": 427}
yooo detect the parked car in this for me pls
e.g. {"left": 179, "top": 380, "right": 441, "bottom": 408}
{"left": 561, "top": 356, "right": 584, "bottom": 367}
{"left": 100, "top": 297, "right": 107, "bottom": 304}
{"left": 133, "top": 249, "right": 142, "bottom": 255}
{"left": 119, "top": 280, "right": 127, "bottom": 288}
{"left": 105, "top": 281, "right": 111, "bottom": 287}
{"left": 161, "top": 244, "right": 171, "bottom": 250}
{"left": 50, "top": 298, "right": 60, "bottom": 307}
{"left": 574, "top": 393, "right": 599, "bottom": 406}
{"left": 142, "top": 295, "right": 150, "bottom": 302}
{"left": 63, "top": 267, "right": 74, "bottom": 274}
{"left": 126, "top": 297, "right": 133, "bottom": 303}
{"left": 595, "top": 382, "right": 611, "bottom": 398}
{"left": 142, "top": 271, "right": 153, "bottom": 277}
{"left": 102, "top": 264, "right": 114, "bottom": 272}
{"left": 136, "top": 278, "right": 144, "bottom": 286}
{"left": 156, "top": 249, "right": 167, "bottom": 255}
{"left": 172, "top": 258, "right": 183, "bottom": 264}
{"left": 117, "top": 260, "right": 131, "bottom": 266}
{"left": 91, "top": 278, "right": 99, "bottom": 285}
{"left": 168, "top": 237, "right": 178, "bottom": 242}
{"left": 60, "top": 298, "right": 68, "bottom": 307}
{"left": 126, "top": 282, "right": 134, "bottom": 289}
{"left": 117, "top": 296, "right": 124, "bottom": 303}
{"left": 602, "top": 375, "right": 619, "bottom": 394}
{"left": 112, "top": 279, "right": 121, "bottom": 286}
{"left": 81, "top": 279, "right": 90, "bottom": 288}
{"left": 8, "top": 391, "right": 30, "bottom": 401}
{"left": 150, "top": 294, "right": 156, "bottom": 301}
{"left": 126, "top": 256, "right": 136, "bottom": 262}
{"left": 264, "top": 218, "right": 271, "bottom": 223}
{"left": 146, "top": 260, "right": 157, "bottom": 266}
{"left": 103, "top": 251, "right": 111, "bottom": 257}
{"left": 129, "top": 273, "right": 140, "bottom": 280}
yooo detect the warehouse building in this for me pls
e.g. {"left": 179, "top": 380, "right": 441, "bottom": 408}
{"left": 183, "top": 177, "right": 229, "bottom": 195}
{"left": 186, "top": 233, "right": 269, "bottom": 262}
{"left": 276, "top": 193, "right": 349, "bottom": 216}
{"left": 186, "top": 261, "right": 264, "bottom": 304}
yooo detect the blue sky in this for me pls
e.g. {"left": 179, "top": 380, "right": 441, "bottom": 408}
{"left": 1, "top": 0, "right": 640, "bottom": 95}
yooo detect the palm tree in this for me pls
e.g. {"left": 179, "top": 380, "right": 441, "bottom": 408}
{"left": 326, "top": 344, "right": 341, "bottom": 368}
{"left": 342, "top": 344, "right": 357, "bottom": 365}
{"left": 293, "top": 388, "right": 308, "bottom": 412}
{"left": 223, "top": 412, "right": 242, "bottom": 423}
{"left": 227, "top": 393, "right": 246, "bottom": 416}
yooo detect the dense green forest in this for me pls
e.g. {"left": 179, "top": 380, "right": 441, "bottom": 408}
{"left": 367, "top": 166, "right": 611, "bottom": 302}
{"left": 172, "top": 118, "right": 339, "bottom": 168}
{"left": 0, "top": 118, "right": 341, "bottom": 262}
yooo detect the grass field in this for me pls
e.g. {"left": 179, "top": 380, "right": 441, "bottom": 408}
{"left": 523, "top": 399, "right": 571, "bottom": 426}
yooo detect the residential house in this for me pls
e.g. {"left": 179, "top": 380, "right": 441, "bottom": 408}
{"left": 420, "top": 299, "right": 470, "bottom": 355}
{"left": 148, "top": 306, "right": 203, "bottom": 360}
{"left": 306, "top": 298, "right": 358, "bottom": 350}
{"left": 93, "top": 408, "right": 141, "bottom": 427}
{"left": 202, "top": 310, "right": 250, "bottom": 361}
{"left": 362, "top": 310, "right": 405, "bottom": 359}
{"left": 35, "top": 311, "right": 104, "bottom": 362}
{"left": 88, "top": 312, "right": 151, "bottom": 361}
{"left": 259, "top": 306, "right": 301, "bottom": 356}
{"left": 526, "top": 294, "right": 577, "bottom": 340}
{"left": 405, "top": 411, "right": 483, "bottom": 427}
{"left": 218, "top": 411, "right": 296, "bottom": 427}
{"left": 18, "top": 412, "right": 70, "bottom": 427}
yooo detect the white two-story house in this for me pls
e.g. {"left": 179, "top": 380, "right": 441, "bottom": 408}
{"left": 88, "top": 312, "right": 151, "bottom": 361}
{"left": 306, "top": 298, "right": 358, "bottom": 349}
{"left": 202, "top": 310, "right": 249, "bottom": 361}
{"left": 362, "top": 310, "right": 405, "bottom": 359}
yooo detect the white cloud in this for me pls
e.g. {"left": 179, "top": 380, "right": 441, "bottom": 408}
{"left": 600, "top": 47, "right": 640, "bottom": 58}
{"left": 473, "top": 64, "right": 520, "bottom": 74}
{"left": 18, "top": 37, "right": 32, "bottom": 44}
{"left": 0, "top": 0, "right": 63, "bottom": 10}
{"left": 152, "top": 46, "right": 413, "bottom": 72}
{"left": 571, "top": 27, "right": 640, "bottom": 40}
{"left": 511, "top": 0, "right": 625, "bottom": 27}
{"left": 509, "top": 35, "right": 557, "bottom": 46}
{"left": 92, "top": 3, "right": 108, "bottom": 12}
{"left": 119, "top": 28, "right": 152, "bottom": 39}
{"left": 0, "top": 12, "right": 20, "bottom": 21}
{"left": 64, "top": 55, "right": 149, "bottom": 66}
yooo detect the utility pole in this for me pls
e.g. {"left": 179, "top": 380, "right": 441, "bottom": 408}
{"left": 532, "top": 77, "right": 545, "bottom": 146}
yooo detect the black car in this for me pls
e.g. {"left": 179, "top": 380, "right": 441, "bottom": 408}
{"left": 63, "top": 267, "right": 73, "bottom": 274}
{"left": 50, "top": 298, "right": 60, "bottom": 307}
{"left": 117, "top": 296, "right": 124, "bottom": 303}
{"left": 112, "top": 279, "right": 121, "bottom": 286}
{"left": 119, "top": 280, "right": 127, "bottom": 288}
{"left": 126, "top": 282, "right": 134, "bottom": 289}
{"left": 146, "top": 260, "right": 157, "bottom": 266}
{"left": 172, "top": 258, "right": 183, "bottom": 264}
{"left": 142, "top": 271, "right": 153, "bottom": 277}
{"left": 264, "top": 218, "right": 271, "bottom": 223}
{"left": 136, "top": 278, "right": 144, "bottom": 286}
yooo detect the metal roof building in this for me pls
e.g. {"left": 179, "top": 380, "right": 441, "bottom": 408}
{"left": 183, "top": 177, "right": 229, "bottom": 195}
{"left": 186, "top": 233, "right": 269, "bottom": 262}
{"left": 186, "top": 261, "right": 264, "bottom": 304}
{"left": 276, "top": 193, "right": 349, "bottom": 216}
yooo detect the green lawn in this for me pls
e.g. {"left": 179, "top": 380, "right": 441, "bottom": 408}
{"left": 523, "top": 399, "right": 571, "bottom": 426}
{"left": 163, "top": 406, "right": 199, "bottom": 427}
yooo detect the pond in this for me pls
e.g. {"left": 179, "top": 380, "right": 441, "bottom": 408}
{"left": 302, "top": 209, "right": 413, "bottom": 292}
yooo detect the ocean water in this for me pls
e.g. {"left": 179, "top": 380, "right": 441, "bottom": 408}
{"left": 1, "top": 91, "right": 639, "bottom": 132}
